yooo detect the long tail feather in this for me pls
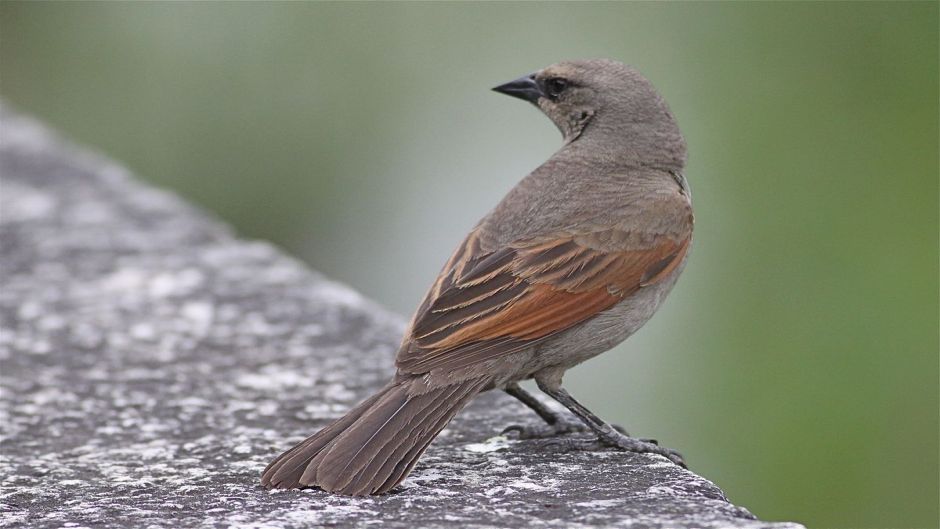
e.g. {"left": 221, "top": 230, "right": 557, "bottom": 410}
{"left": 261, "top": 377, "right": 487, "bottom": 495}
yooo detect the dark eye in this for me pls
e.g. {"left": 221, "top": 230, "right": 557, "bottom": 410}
{"left": 544, "top": 77, "right": 568, "bottom": 98}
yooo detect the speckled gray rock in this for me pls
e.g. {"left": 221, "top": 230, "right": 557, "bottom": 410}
{"left": 0, "top": 105, "right": 803, "bottom": 529}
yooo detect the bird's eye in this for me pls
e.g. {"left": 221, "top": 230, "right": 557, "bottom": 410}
{"left": 544, "top": 77, "right": 568, "bottom": 98}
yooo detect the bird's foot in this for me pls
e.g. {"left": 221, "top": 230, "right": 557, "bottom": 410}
{"left": 502, "top": 419, "right": 628, "bottom": 440}
{"left": 533, "top": 426, "right": 686, "bottom": 468}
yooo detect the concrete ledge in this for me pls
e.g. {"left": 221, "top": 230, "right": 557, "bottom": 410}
{"left": 0, "top": 105, "right": 802, "bottom": 528}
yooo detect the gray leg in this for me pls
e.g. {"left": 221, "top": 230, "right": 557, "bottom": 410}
{"left": 534, "top": 379, "right": 686, "bottom": 468}
{"left": 504, "top": 383, "right": 566, "bottom": 425}
{"left": 502, "top": 382, "right": 627, "bottom": 439}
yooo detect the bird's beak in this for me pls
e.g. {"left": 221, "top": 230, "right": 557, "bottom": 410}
{"left": 492, "top": 73, "right": 543, "bottom": 104}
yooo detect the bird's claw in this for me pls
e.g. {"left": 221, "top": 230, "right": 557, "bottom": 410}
{"left": 531, "top": 431, "right": 686, "bottom": 468}
{"left": 502, "top": 420, "right": 629, "bottom": 439}
{"left": 597, "top": 429, "right": 686, "bottom": 468}
{"left": 501, "top": 420, "right": 584, "bottom": 439}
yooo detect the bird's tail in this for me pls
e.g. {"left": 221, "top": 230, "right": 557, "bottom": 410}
{"left": 260, "top": 377, "right": 487, "bottom": 495}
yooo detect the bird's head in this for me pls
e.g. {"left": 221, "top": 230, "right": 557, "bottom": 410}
{"left": 493, "top": 59, "right": 683, "bottom": 162}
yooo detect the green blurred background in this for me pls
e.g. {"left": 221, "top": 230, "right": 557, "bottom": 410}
{"left": 1, "top": 2, "right": 936, "bottom": 527}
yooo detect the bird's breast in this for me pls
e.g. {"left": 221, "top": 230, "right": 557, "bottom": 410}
{"left": 524, "top": 251, "right": 688, "bottom": 375}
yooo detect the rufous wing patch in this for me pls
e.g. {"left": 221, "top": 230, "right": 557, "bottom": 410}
{"left": 396, "top": 230, "right": 690, "bottom": 374}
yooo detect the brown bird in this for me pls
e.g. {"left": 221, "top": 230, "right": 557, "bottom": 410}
{"left": 261, "top": 58, "right": 693, "bottom": 496}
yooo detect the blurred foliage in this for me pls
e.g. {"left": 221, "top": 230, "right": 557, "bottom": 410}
{"left": 1, "top": 2, "right": 937, "bottom": 527}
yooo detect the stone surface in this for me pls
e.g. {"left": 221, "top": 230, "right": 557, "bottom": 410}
{"left": 0, "top": 105, "right": 803, "bottom": 529}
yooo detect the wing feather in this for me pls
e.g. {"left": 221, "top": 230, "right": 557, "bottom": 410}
{"left": 397, "top": 227, "right": 690, "bottom": 374}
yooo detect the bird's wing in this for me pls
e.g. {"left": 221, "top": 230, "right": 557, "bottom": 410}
{"left": 396, "top": 225, "right": 691, "bottom": 375}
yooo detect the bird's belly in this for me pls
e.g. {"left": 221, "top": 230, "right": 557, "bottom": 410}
{"left": 428, "top": 258, "right": 688, "bottom": 391}
{"left": 518, "top": 262, "right": 685, "bottom": 378}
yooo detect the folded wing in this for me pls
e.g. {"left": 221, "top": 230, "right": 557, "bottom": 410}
{"left": 396, "top": 226, "right": 691, "bottom": 374}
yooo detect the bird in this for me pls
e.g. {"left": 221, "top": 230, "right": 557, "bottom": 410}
{"left": 261, "top": 58, "right": 693, "bottom": 496}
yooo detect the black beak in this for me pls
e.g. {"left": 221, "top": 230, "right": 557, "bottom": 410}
{"left": 492, "top": 73, "right": 543, "bottom": 104}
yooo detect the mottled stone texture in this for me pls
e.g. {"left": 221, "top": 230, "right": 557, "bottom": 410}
{"left": 0, "top": 105, "right": 802, "bottom": 529}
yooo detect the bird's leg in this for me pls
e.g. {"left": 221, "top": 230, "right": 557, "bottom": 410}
{"left": 501, "top": 382, "right": 627, "bottom": 439}
{"left": 501, "top": 383, "right": 588, "bottom": 438}
{"left": 533, "top": 377, "right": 686, "bottom": 468}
